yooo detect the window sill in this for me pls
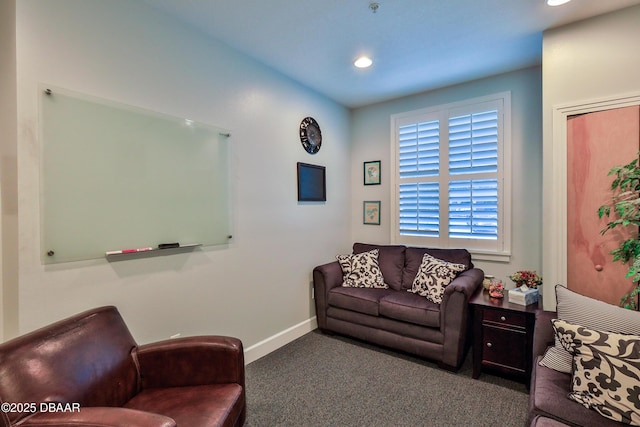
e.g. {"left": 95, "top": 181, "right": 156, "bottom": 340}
{"left": 470, "top": 250, "right": 511, "bottom": 263}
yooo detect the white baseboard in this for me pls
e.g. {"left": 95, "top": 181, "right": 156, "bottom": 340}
{"left": 244, "top": 316, "right": 317, "bottom": 364}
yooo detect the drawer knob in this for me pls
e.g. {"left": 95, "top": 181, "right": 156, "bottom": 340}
{"left": 500, "top": 316, "right": 506, "bottom": 321}
{"left": 486, "top": 342, "right": 492, "bottom": 348}
{"left": 595, "top": 264, "right": 603, "bottom": 272}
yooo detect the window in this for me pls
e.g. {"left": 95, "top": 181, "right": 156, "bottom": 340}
{"left": 391, "top": 93, "right": 511, "bottom": 260}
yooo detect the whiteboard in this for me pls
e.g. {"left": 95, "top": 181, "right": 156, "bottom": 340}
{"left": 40, "top": 87, "right": 231, "bottom": 264}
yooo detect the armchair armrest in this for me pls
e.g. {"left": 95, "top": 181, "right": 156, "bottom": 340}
{"left": 440, "top": 268, "right": 484, "bottom": 369}
{"left": 136, "top": 336, "right": 244, "bottom": 390}
{"left": 20, "top": 407, "right": 176, "bottom": 427}
{"left": 313, "top": 261, "right": 343, "bottom": 330}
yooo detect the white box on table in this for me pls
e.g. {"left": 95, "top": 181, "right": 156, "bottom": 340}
{"left": 508, "top": 287, "right": 539, "bottom": 306}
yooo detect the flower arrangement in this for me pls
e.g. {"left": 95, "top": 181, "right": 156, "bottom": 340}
{"left": 509, "top": 270, "right": 542, "bottom": 289}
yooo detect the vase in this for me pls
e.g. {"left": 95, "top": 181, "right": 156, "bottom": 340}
{"left": 489, "top": 283, "right": 504, "bottom": 298}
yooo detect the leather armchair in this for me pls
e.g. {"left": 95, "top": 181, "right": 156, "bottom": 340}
{"left": 0, "top": 306, "right": 245, "bottom": 427}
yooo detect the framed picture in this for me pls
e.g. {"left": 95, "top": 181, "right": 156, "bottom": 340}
{"left": 363, "top": 201, "right": 381, "bottom": 225}
{"left": 363, "top": 160, "right": 381, "bottom": 185}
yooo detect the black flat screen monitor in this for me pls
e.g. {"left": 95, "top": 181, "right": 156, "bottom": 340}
{"left": 297, "top": 162, "right": 326, "bottom": 202}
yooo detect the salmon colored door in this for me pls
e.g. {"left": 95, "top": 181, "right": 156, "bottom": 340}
{"left": 566, "top": 106, "right": 640, "bottom": 305}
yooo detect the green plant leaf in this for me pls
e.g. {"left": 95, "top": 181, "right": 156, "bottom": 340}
{"left": 598, "top": 205, "right": 610, "bottom": 218}
{"left": 600, "top": 153, "right": 640, "bottom": 309}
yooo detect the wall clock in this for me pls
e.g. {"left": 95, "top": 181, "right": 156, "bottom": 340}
{"left": 299, "top": 117, "right": 322, "bottom": 154}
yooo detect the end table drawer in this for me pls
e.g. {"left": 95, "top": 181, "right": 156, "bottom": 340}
{"left": 483, "top": 309, "right": 526, "bottom": 328}
{"left": 482, "top": 326, "right": 527, "bottom": 371}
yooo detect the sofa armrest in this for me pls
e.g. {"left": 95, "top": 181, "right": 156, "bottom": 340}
{"left": 313, "top": 261, "right": 342, "bottom": 292}
{"left": 20, "top": 407, "right": 176, "bottom": 427}
{"left": 136, "top": 336, "right": 244, "bottom": 390}
{"left": 440, "top": 268, "right": 484, "bottom": 369}
{"left": 532, "top": 310, "right": 557, "bottom": 359}
{"left": 443, "top": 268, "right": 484, "bottom": 301}
{"left": 313, "top": 261, "right": 343, "bottom": 330}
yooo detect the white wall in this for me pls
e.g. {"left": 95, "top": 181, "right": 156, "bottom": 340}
{"left": 542, "top": 5, "right": 640, "bottom": 310}
{"left": 0, "top": 0, "right": 19, "bottom": 341}
{"left": 350, "top": 67, "right": 543, "bottom": 285}
{"left": 16, "top": 0, "right": 351, "bottom": 361}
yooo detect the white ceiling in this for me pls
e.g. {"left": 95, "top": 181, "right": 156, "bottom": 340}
{"left": 142, "top": 0, "right": 640, "bottom": 108}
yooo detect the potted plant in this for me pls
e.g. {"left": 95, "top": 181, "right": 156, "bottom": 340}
{"left": 598, "top": 154, "right": 640, "bottom": 310}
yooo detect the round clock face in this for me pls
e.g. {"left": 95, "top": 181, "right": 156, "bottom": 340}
{"left": 299, "top": 117, "right": 322, "bottom": 154}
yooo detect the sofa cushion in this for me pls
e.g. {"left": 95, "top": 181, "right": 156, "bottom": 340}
{"left": 353, "top": 243, "right": 406, "bottom": 290}
{"left": 23, "top": 407, "right": 177, "bottom": 427}
{"left": 402, "top": 247, "right": 472, "bottom": 290}
{"left": 552, "top": 319, "right": 640, "bottom": 426}
{"left": 327, "top": 307, "right": 444, "bottom": 343}
{"left": 327, "top": 287, "right": 395, "bottom": 316}
{"left": 337, "top": 249, "right": 388, "bottom": 289}
{"left": 125, "top": 384, "right": 244, "bottom": 427}
{"left": 539, "top": 285, "right": 640, "bottom": 374}
{"left": 379, "top": 292, "right": 440, "bottom": 328}
{"left": 407, "top": 253, "right": 466, "bottom": 304}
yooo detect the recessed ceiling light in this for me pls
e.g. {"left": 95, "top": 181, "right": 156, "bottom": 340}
{"left": 354, "top": 56, "right": 373, "bottom": 68}
{"left": 546, "top": 0, "right": 571, "bottom": 6}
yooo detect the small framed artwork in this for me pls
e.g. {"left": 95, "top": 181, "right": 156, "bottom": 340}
{"left": 363, "top": 160, "right": 381, "bottom": 185}
{"left": 363, "top": 201, "right": 381, "bottom": 225}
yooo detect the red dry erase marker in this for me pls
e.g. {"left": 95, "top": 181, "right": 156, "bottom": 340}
{"left": 121, "top": 247, "right": 153, "bottom": 254}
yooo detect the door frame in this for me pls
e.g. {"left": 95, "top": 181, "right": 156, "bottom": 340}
{"left": 546, "top": 91, "right": 640, "bottom": 309}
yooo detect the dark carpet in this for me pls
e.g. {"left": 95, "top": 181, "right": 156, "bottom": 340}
{"left": 245, "top": 330, "right": 529, "bottom": 426}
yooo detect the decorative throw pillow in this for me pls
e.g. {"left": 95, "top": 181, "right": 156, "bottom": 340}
{"left": 539, "top": 285, "right": 640, "bottom": 374}
{"left": 336, "top": 249, "right": 388, "bottom": 289}
{"left": 407, "top": 253, "right": 466, "bottom": 304}
{"left": 551, "top": 319, "right": 640, "bottom": 426}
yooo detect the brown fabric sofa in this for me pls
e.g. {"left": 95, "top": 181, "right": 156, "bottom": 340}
{"left": 0, "top": 306, "right": 245, "bottom": 427}
{"left": 313, "top": 243, "right": 484, "bottom": 370}
{"left": 528, "top": 310, "right": 622, "bottom": 427}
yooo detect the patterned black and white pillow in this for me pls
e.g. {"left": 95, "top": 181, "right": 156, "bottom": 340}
{"left": 336, "top": 249, "right": 388, "bottom": 289}
{"left": 552, "top": 319, "right": 640, "bottom": 426}
{"left": 407, "top": 253, "right": 466, "bottom": 304}
{"left": 539, "top": 285, "right": 640, "bottom": 374}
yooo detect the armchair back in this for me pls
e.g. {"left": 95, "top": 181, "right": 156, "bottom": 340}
{"left": 0, "top": 306, "right": 138, "bottom": 425}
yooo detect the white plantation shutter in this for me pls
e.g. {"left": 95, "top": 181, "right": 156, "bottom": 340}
{"left": 392, "top": 93, "right": 510, "bottom": 258}
{"left": 398, "top": 120, "right": 439, "bottom": 178}
{"left": 449, "top": 110, "right": 498, "bottom": 175}
{"left": 399, "top": 182, "right": 439, "bottom": 237}
{"left": 398, "top": 119, "right": 440, "bottom": 237}
{"left": 448, "top": 179, "right": 498, "bottom": 240}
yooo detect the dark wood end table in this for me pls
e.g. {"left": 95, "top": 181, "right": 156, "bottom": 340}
{"left": 469, "top": 286, "right": 539, "bottom": 388}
